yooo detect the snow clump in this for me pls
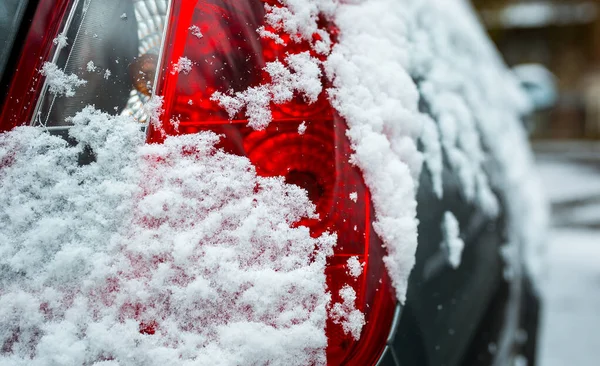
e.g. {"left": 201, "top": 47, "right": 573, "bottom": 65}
{"left": 171, "top": 57, "right": 193, "bottom": 75}
{"left": 441, "top": 212, "right": 465, "bottom": 269}
{"left": 39, "top": 62, "right": 86, "bottom": 97}
{"left": 330, "top": 285, "right": 365, "bottom": 341}
{"left": 0, "top": 105, "right": 336, "bottom": 365}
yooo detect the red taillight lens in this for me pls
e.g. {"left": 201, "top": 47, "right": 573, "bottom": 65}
{"left": 151, "top": 1, "right": 396, "bottom": 364}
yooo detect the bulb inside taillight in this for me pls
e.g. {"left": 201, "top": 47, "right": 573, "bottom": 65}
{"left": 150, "top": 1, "right": 397, "bottom": 364}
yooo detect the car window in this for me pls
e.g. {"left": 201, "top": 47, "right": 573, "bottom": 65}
{"left": 0, "top": 0, "right": 29, "bottom": 80}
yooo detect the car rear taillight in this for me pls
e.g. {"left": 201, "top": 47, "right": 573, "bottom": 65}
{"left": 0, "top": 0, "right": 72, "bottom": 131}
{"left": 0, "top": 0, "right": 397, "bottom": 363}
{"left": 151, "top": 1, "right": 396, "bottom": 364}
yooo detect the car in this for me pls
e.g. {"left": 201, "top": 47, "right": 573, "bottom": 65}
{"left": 0, "top": 0, "right": 546, "bottom": 365}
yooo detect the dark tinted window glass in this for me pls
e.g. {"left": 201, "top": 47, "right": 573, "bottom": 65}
{"left": 0, "top": 0, "right": 29, "bottom": 79}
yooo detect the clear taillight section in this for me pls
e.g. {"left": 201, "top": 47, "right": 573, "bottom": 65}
{"left": 0, "top": 0, "right": 169, "bottom": 130}
{"left": 0, "top": 0, "right": 397, "bottom": 363}
{"left": 151, "top": 1, "right": 396, "bottom": 364}
{"left": 0, "top": 0, "right": 72, "bottom": 131}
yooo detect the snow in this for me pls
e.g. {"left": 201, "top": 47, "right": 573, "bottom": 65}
{"left": 212, "top": 52, "right": 322, "bottom": 130}
{"left": 86, "top": 61, "right": 97, "bottom": 73}
{"left": 535, "top": 156, "right": 600, "bottom": 203}
{"left": 441, "top": 212, "right": 464, "bottom": 269}
{"left": 39, "top": 62, "right": 86, "bottom": 97}
{"left": 534, "top": 155, "right": 600, "bottom": 366}
{"left": 330, "top": 285, "right": 365, "bottom": 341}
{"left": 326, "top": 0, "right": 424, "bottom": 304}
{"left": 349, "top": 192, "right": 357, "bottom": 203}
{"left": 52, "top": 33, "right": 68, "bottom": 50}
{"left": 297, "top": 121, "right": 307, "bottom": 135}
{"left": 1, "top": 0, "right": 551, "bottom": 362}
{"left": 539, "top": 229, "right": 600, "bottom": 366}
{"left": 346, "top": 256, "right": 363, "bottom": 278}
{"left": 0, "top": 105, "right": 336, "bottom": 365}
{"left": 171, "top": 57, "right": 192, "bottom": 75}
{"left": 189, "top": 25, "right": 203, "bottom": 39}
{"left": 103, "top": 69, "right": 111, "bottom": 80}
{"left": 405, "top": 0, "right": 548, "bottom": 283}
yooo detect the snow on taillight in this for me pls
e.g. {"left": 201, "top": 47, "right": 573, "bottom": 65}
{"left": 150, "top": 1, "right": 396, "bottom": 364}
{"left": 0, "top": 0, "right": 398, "bottom": 364}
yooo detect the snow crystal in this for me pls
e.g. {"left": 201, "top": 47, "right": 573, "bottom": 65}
{"left": 349, "top": 192, "right": 357, "bottom": 203}
{"left": 120, "top": 13, "right": 127, "bottom": 20}
{"left": 103, "top": 69, "right": 111, "bottom": 79}
{"left": 330, "top": 285, "right": 365, "bottom": 341}
{"left": 441, "top": 212, "right": 464, "bottom": 269}
{"left": 298, "top": 121, "right": 307, "bottom": 135}
{"left": 86, "top": 61, "right": 96, "bottom": 72}
{"left": 171, "top": 57, "right": 193, "bottom": 75}
{"left": 346, "top": 256, "right": 363, "bottom": 278}
{"left": 0, "top": 105, "right": 336, "bottom": 364}
{"left": 39, "top": 62, "right": 86, "bottom": 97}
{"left": 189, "top": 25, "right": 203, "bottom": 39}
{"left": 52, "top": 33, "right": 68, "bottom": 50}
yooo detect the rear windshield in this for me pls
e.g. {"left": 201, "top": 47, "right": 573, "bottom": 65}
{"left": 0, "top": 0, "right": 29, "bottom": 80}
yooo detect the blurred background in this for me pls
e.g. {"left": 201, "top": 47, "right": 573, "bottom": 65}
{"left": 472, "top": 1, "right": 600, "bottom": 365}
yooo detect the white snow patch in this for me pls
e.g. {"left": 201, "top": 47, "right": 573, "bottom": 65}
{"left": 326, "top": 0, "right": 424, "bottom": 303}
{"left": 0, "top": 105, "right": 336, "bottom": 365}
{"left": 441, "top": 212, "right": 464, "bottom": 269}
{"left": 212, "top": 52, "right": 322, "bottom": 130}
{"left": 52, "top": 33, "right": 68, "bottom": 50}
{"left": 349, "top": 192, "right": 357, "bottom": 203}
{"left": 189, "top": 25, "right": 203, "bottom": 39}
{"left": 409, "top": 0, "right": 548, "bottom": 281}
{"left": 346, "top": 256, "right": 363, "bottom": 278}
{"left": 39, "top": 62, "right": 86, "bottom": 97}
{"left": 330, "top": 285, "right": 365, "bottom": 341}
{"left": 86, "top": 60, "right": 96, "bottom": 72}
{"left": 171, "top": 57, "right": 193, "bottom": 75}
{"left": 298, "top": 121, "right": 307, "bottom": 135}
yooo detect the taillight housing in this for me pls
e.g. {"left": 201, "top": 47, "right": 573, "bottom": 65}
{"left": 152, "top": 1, "right": 396, "bottom": 364}
{"left": 0, "top": 0, "right": 397, "bottom": 364}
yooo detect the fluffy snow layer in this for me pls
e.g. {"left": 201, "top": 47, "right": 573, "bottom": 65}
{"left": 0, "top": 108, "right": 336, "bottom": 365}
{"left": 328, "top": 0, "right": 546, "bottom": 298}
{"left": 406, "top": 1, "right": 548, "bottom": 280}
